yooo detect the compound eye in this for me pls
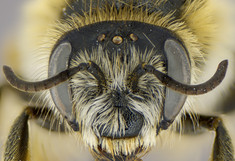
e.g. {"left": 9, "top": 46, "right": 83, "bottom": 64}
{"left": 162, "top": 39, "right": 191, "bottom": 128}
{"left": 48, "top": 41, "right": 74, "bottom": 121}
{"left": 48, "top": 41, "right": 107, "bottom": 123}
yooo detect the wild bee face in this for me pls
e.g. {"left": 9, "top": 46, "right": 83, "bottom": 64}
{"left": 4, "top": 19, "right": 227, "bottom": 159}
{"left": 70, "top": 46, "right": 163, "bottom": 139}
{"left": 47, "top": 21, "right": 192, "bottom": 156}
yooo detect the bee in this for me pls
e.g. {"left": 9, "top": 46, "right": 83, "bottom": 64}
{"left": 1, "top": 0, "right": 235, "bottom": 161}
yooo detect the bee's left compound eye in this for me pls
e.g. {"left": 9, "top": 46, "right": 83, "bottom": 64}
{"left": 161, "top": 39, "right": 191, "bottom": 129}
{"left": 127, "top": 38, "right": 228, "bottom": 130}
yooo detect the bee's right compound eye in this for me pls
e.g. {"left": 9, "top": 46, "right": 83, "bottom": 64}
{"left": 48, "top": 41, "right": 107, "bottom": 126}
{"left": 2, "top": 40, "right": 107, "bottom": 131}
{"left": 48, "top": 41, "right": 74, "bottom": 121}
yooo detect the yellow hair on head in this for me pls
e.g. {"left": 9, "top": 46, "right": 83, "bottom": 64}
{"left": 17, "top": 0, "right": 218, "bottom": 85}
{"left": 26, "top": 0, "right": 216, "bottom": 84}
{"left": 181, "top": 0, "right": 218, "bottom": 50}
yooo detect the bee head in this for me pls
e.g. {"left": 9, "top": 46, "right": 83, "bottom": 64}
{"left": 48, "top": 21, "right": 191, "bottom": 155}
{"left": 3, "top": 21, "right": 227, "bottom": 158}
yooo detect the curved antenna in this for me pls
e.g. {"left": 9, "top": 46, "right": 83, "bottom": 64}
{"left": 2, "top": 63, "right": 90, "bottom": 93}
{"left": 143, "top": 60, "right": 228, "bottom": 95}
